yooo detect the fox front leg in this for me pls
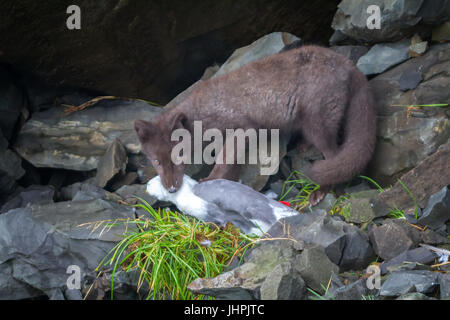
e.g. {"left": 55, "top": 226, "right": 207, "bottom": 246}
{"left": 200, "top": 138, "right": 242, "bottom": 182}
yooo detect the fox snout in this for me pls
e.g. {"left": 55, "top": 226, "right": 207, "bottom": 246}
{"left": 162, "top": 180, "right": 180, "bottom": 193}
{"left": 159, "top": 168, "right": 184, "bottom": 194}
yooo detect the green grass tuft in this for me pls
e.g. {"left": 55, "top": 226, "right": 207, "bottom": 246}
{"left": 396, "top": 179, "right": 419, "bottom": 220}
{"left": 359, "top": 175, "right": 385, "bottom": 193}
{"left": 387, "top": 207, "right": 406, "bottom": 220}
{"left": 306, "top": 284, "right": 335, "bottom": 300}
{"left": 96, "top": 198, "right": 258, "bottom": 300}
{"left": 280, "top": 171, "right": 320, "bottom": 210}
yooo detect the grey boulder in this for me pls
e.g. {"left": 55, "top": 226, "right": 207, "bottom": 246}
{"left": 94, "top": 138, "right": 128, "bottom": 189}
{"left": 357, "top": 41, "right": 411, "bottom": 76}
{"left": 331, "top": 0, "right": 450, "bottom": 44}
{"left": 368, "top": 43, "right": 450, "bottom": 187}
{"left": 294, "top": 245, "right": 339, "bottom": 294}
{"left": 380, "top": 270, "right": 440, "bottom": 297}
{"left": 213, "top": 32, "right": 301, "bottom": 78}
{"left": 418, "top": 186, "right": 450, "bottom": 230}
{"left": 0, "top": 199, "right": 136, "bottom": 300}
{"left": 1, "top": 185, "right": 55, "bottom": 214}
{"left": 188, "top": 240, "right": 298, "bottom": 300}
{"left": 13, "top": 99, "right": 162, "bottom": 171}
{"left": 369, "top": 219, "right": 421, "bottom": 261}
{"left": 269, "top": 210, "right": 375, "bottom": 271}
{"left": 380, "top": 246, "right": 438, "bottom": 275}
{"left": 0, "top": 132, "right": 24, "bottom": 198}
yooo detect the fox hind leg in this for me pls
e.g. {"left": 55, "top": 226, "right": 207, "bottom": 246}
{"left": 301, "top": 125, "right": 340, "bottom": 206}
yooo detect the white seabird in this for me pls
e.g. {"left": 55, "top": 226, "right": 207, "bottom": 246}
{"left": 146, "top": 175, "right": 298, "bottom": 236}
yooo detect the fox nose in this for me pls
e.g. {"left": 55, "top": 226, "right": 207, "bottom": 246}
{"left": 168, "top": 186, "right": 178, "bottom": 193}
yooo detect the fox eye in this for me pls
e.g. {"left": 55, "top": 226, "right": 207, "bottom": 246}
{"left": 153, "top": 159, "right": 160, "bottom": 166}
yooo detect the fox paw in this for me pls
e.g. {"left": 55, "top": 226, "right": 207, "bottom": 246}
{"left": 308, "top": 187, "right": 330, "bottom": 207}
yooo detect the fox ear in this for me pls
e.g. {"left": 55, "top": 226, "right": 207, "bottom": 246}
{"left": 171, "top": 112, "right": 187, "bottom": 132}
{"left": 134, "top": 120, "right": 153, "bottom": 142}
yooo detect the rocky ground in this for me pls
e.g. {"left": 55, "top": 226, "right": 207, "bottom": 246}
{"left": 0, "top": 1, "right": 449, "bottom": 300}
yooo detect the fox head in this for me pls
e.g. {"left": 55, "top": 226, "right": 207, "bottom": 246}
{"left": 134, "top": 113, "right": 187, "bottom": 193}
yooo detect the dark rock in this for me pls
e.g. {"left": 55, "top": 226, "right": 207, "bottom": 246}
{"left": 342, "top": 190, "right": 380, "bottom": 224}
{"left": 60, "top": 182, "right": 103, "bottom": 201}
{"left": 83, "top": 269, "right": 148, "bottom": 300}
{"left": 417, "top": 1, "right": 450, "bottom": 24}
{"left": 421, "top": 229, "right": 450, "bottom": 245}
{"left": 109, "top": 172, "right": 139, "bottom": 192}
{"left": 59, "top": 181, "right": 121, "bottom": 203}
{"left": 188, "top": 263, "right": 258, "bottom": 300}
{"left": 344, "top": 181, "right": 371, "bottom": 194}
{"left": 311, "top": 193, "right": 337, "bottom": 213}
{"left": 380, "top": 247, "right": 438, "bottom": 275}
{"left": 20, "top": 76, "right": 96, "bottom": 113}
{"left": 340, "top": 224, "right": 376, "bottom": 271}
{"left": 268, "top": 211, "right": 345, "bottom": 265}
{"left": 260, "top": 262, "right": 306, "bottom": 300}
{"left": 0, "top": 132, "right": 24, "bottom": 198}
{"left": 64, "top": 289, "right": 83, "bottom": 300}
{"left": 386, "top": 262, "right": 431, "bottom": 274}
{"left": 47, "top": 170, "right": 68, "bottom": 190}
{"left": 368, "top": 43, "right": 450, "bottom": 187}
{"left": 357, "top": 41, "right": 411, "bottom": 76}
{"left": 0, "top": 199, "right": 137, "bottom": 299}
{"left": 369, "top": 219, "right": 419, "bottom": 261}
{"left": 1, "top": 185, "right": 55, "bottom": 214}
{"left": 115, "top": 184, "right": 157, "bottom": 206}
{"left": 327, "top": 272, "right": 345, "bottom": 293}
{"left": 330, "top": 45, "right": 368, "bottom": 64}
{"left": 94, "top": 139, "right": 128, "bottom": 188}
{"left": 0, "top": 1, "right": 339, "bottom": 104}
{"left": 331, "top": 0, "right": 449, "bottom": 44}
{"left": 136, "top": 166, "right": 157, "bottom": 184}
{"left": 399, "top": 70, "right": 423, "bottom": 91}
{"left": 392, "top": 219, "right": 422, "bottom": 244}
{"left": 418, "top": 186, "right": 450, "bottom": 230}
{"left": 377, "top": 140, "right": 450, "bottom": 211}
{"left": 439, "top": 274, "right": 450, "bottom": 300}
{"left": 380, "top": 270, "right": 440, "bottom": 297}
{"left": 49, "top": 289, "right": 65, "bottom": 301}
{"left": 294, "top": 245, "right": 339, "bottom": 294}
{"left": 269, "top": 210, "right": 375, "bottom": 270}
{"left": 213, "top": 32, "right": 300, "bottom": 78}
{"left": 0, "top": 262, "right": 43, "bottom": 300}
{"left": 0, "top": 66, "right": 26, "bottom": 140}
{"left": 72, "top": 191, "right": 98, "bottom": 202}
{"left": 396, "top": 292, "right": 436, "bottom": 300}
{"left": 433, "top": 22, "right": 450, "bottom": 42}
{"left": 329, "top": 279, "right": 373, "bottom": 300}
{"left": 329, "top": 30, "right": 349, "bottom": 45}
{"left": 187, "top": 240, "right": 295, "bottom": 300}
{"left": 13, "top": 99, "right": 162, "bottom": 171}
{"left": 404, "top": 209, "right": 422, "bottom": 224}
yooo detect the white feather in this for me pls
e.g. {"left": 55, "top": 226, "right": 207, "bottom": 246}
{"left": 146, "top": 175, "right": 209, "bottom": 220}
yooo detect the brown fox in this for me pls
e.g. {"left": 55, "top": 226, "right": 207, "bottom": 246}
{"left": 135, "top": 45, "right": 377, "bottom": 205}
